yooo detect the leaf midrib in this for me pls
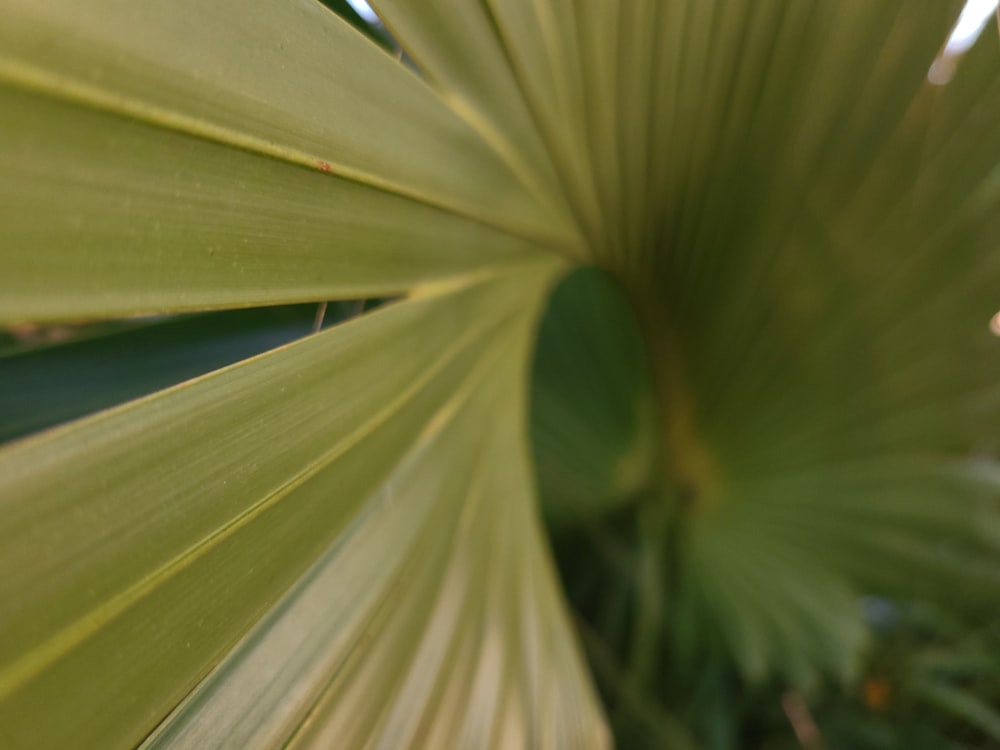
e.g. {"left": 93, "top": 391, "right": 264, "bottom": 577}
{"left": 0, "top": 56, "right": 573, "bottom": 255}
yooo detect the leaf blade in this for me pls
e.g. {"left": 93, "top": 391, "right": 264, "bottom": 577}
{"left": 0, "top": 305, "right": 322, "bottom": 442}
{"left": 0, "top": 263, "right": 599, "bottom": 749}
{"left": 0, "top": 0, "right": 569, "bottom": 245}
{"left": 0, "top": 81, "right": 552, "bottom": 321}
{"left": 369, "top": 0, "right": 580, "bottom": 250}
{"left": 141, "top": 266, "right": 608, "bottom": 749}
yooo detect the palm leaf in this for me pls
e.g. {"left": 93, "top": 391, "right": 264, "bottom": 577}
{"left": 0, "top": 0, "right": 577, "bottom": 322}
{"left": 140, "top": 287, "right": 604, "bottom": 747}
{"left": 0, "top": 266, "right": 611, "bottom": 747}
{"left": 1, "top": 0, "right": 998, "bottom": 747}
{"left": 0, "top": 305, "right": 320, "bottom": 441}
{"left": 369, "top": 0, "right": 573, "bottom": 231}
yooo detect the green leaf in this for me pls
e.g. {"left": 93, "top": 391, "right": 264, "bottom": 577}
{"left": 598, "top": 0, "right": 1000, "bottom": 687}
{"left": 4, "top": 0, "right": 1000, "bottom": 746}
{"left": 141, "top": 291, "right": 607, "bottom": 748}
{"left": 0, "top": 80, "right": 557, "bottom": 322}
{"left": 530, "top": 267, "right": 656, "bottom": 524}
{"left": 368, "top": 0, "right": 587, "bottom": 254}
{"left": 0, "top": 263, "right": 608, "bottom": 749}
{"left": 484, "top": 0, "right": 608, "bottom": 255}
{"left": 0, "top": 0, "right": 578, "bottom": 322}
{"left": 316, "top": 0, "right": 394, "bottom": 49}
{"left": 911, "top": 679, "right": 1000, "bottom": 741}
{"left": 0, "top": 0, "right": 569, "bottom": 243}
{"left": 0, "top": 305, "right": 319, "bottom": 442}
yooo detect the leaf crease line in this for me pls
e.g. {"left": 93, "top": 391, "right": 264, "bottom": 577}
{"left": 0, "top": 57, "right": 565, "bottom": 253}
{"left": 0, "top": 300, "right": 522, "bottom": 700}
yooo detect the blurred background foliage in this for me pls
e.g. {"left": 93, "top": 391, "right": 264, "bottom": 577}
{"left": 532, "top": 268, "right": 1000, "bottom": 750}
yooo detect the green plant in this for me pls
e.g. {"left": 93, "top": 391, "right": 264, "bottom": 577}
{"left": 1, "top": 1, "right": 998, "bottom": 748}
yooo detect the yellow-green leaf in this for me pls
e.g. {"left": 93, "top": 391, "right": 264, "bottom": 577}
{"left": 0, "top": 262, "right": 608, "bottom": 749}
{"left": 142, "top": 290, "right": 607, "bottom": 748}
{"left": 0, "top": 0, "right": 569, "bottom": 244}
